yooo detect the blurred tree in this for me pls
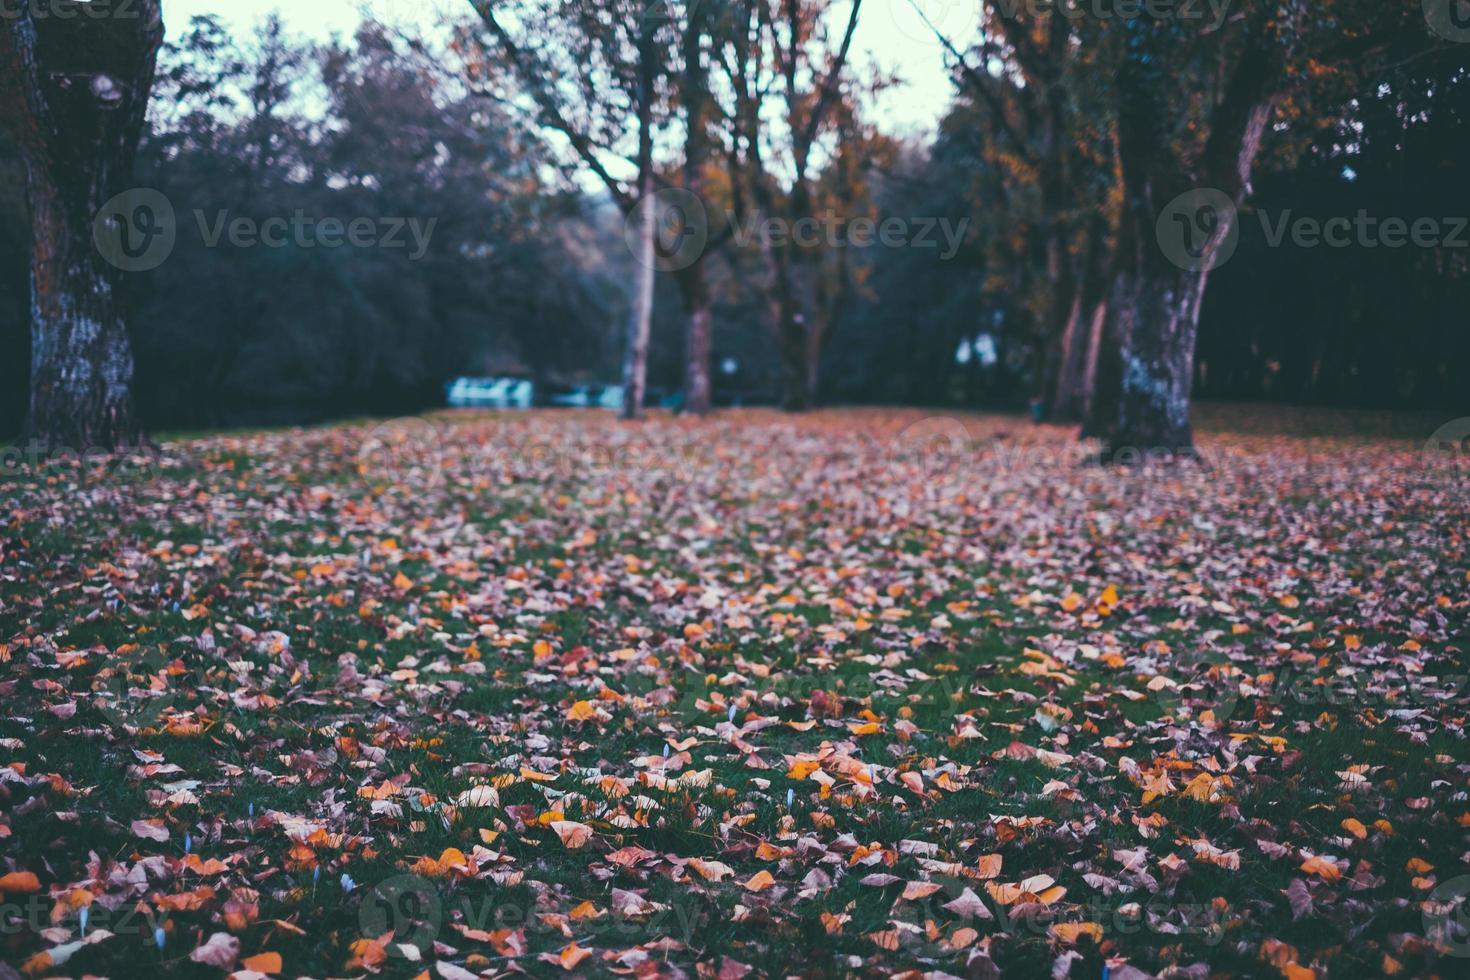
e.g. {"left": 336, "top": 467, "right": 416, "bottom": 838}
{"left": 1086, "top": 2, "right": 1439, "bottom": 458}
{"left": 921, "top": 3, "right": 1119, "bottom": 422}
{"left": 467, "top": 0, "right": 674, "bottom": 418}
{"left": 720, "top": 0, "right": 868, "bottom": 411}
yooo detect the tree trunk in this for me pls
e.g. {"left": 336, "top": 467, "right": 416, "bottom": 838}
{"left": 1032, "top": 225, "right": 1075, "bottom": 421}
{"left": 622, "top": 166, "right": 656, "bottom": 421}
{"left": 777, "top": 314, "right": 812, "bottom": 412}
{"left": 1102, "top": 264, "right": 1210, "bottom": 457}
{"left": 0, "top": 1, "right": 164, "bottom": 451}
{"left": 1047, "top": 291, "right": 1085, "bottom": 421}
{"left": 1085, "top": 13, "right": 1285, "bottom": 460}
{"left": 678, "top": 5, "right": 714, "bottom": 416}
{"left": 621, "top": 16, "right": 657, "bottom": 422}
{"left": 680, "top": 271, "right": 713, "bottom": 415}
{"left": 1077, "top": 295, "right": 1109, "bottom": 424}
{"left": 1053, "top": 222, "right": 1110, "bottom": 422}
{"left": 25, "top": 173, "right": 142, "bottom": 450}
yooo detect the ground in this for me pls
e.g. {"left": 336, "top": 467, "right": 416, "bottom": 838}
{"left": 1, "top": 407, "right": 1466, "bottom": 979}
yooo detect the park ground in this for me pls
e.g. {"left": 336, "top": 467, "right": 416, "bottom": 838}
{"left": 0, "top": 406, "right": 1467, "bottom": 978}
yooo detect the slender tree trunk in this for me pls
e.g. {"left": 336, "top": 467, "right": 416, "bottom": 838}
{"left": 777, "top": 314, "right": 811, "bottom": 412}
{"left": 1054, "top": 226, "right": 1111, "bottom": 422}
{"left": 1077, "top": 295, "right": 1109, "bottom": 423}
{"left": 680, "top": 270, "right": 713, "bottom": 414}
{"left": 1033, "top": 227, "right": 1075, "bottom": 420}
{"left": 1048, "top": 290, "right": 1087, "bottom": 421}
{"left": 622, "top": 167, "right": 656, "bottom": 420}
{"left": 621, "top": 15, "right": 657, "bottom": 421}
{"left": 679, "top": 4, "right": 714, "bottom": 416}
{"left": 1, "top": 0, "right": 164, "bottom": 451}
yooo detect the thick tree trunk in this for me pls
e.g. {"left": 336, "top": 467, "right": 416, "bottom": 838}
{"left": 1102, "top": 264, "right": 1209, "bottom": 457}
{"left": 1085, "top": 13, "right": 1284, "bottom": 460}
{"left": 24, "top": 172, "right": 141, "bottom": 450}
{"left": 0, "top": 0, "right": 164, "bottom": 451}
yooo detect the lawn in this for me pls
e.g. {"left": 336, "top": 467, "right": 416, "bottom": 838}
{"left": 1, "top": 408, "right": 1466, "bottom": 978}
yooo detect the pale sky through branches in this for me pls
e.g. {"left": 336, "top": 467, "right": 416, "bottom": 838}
{"left": 167, "top": 0, "right": 964, "bottom": 136}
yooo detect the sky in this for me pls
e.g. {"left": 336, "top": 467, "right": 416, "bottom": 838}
{"left": 165, "top": 0, "right": 965, "bottom": 137}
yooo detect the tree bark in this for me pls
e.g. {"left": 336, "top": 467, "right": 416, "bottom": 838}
{"left": 679, "top": 270, "right": 713, "bottom": 414}
{"left": 0, "top": 0, "right": 164, "bottom": 451}
{"left": 620, "top": 13, "right": 657, "bottom": 421}
{"left": 1053, "top": 219, "right": 1110, "bottom": 422}
{"left": 1087, "top": 12, "right": 1288, "bottom": 460}
{"left": 678, "top": 3, "right": 714, "bottom": 416}
{"left": 622, "top": 168, "right": 656, "bottom": 421}
{"left": 776, "top": 312, "right": 812, "bottom": 413}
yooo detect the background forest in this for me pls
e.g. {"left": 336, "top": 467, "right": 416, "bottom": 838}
{"left": 1, "top": 4, "right": 1467, "bottom": 436}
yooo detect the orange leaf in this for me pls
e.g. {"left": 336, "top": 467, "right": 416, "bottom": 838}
{"left": 0, "top": 871, "right": 41, "bottom": 894}
{"left": 242, "top": 951, "right": 283, "bottom": 974}
{"left": 744, "top": 870, "right": 776, "bottom": 892}
{"left": 558, "top": 942, "right": 592, "bottom": 970}
{"left": 1300, "top": 855, "right": 1342, "bottom": 882}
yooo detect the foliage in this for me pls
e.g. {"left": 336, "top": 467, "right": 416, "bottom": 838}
{"left": 1, "top": 409, "right": 1467, "bottom": 975}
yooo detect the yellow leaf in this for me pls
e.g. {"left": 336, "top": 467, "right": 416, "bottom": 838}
{"left": 787, "top": 759, "right": 821, "bottom": 780}
{"left": 566, "top": 700, "right": 597, "bottom": 722}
